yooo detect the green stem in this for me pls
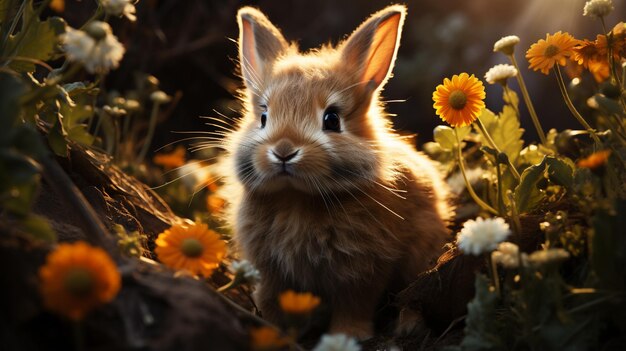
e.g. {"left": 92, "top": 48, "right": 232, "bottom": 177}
{"left": 136, "top": 102, "right": 162, "bottom": 164}
{"left": 503, "top": 84, "right": 521, "bottom": 119}
{"left": 475, "top": 117, "right": 521, "bottom": 180}
{"left": 454, "top": 128, "right": 498, "bottom": 215}
{"left": 488, "top": 255, "right": 501, "bottom": 299}
{"left": 509, "top": 54, "right": 548, "bottom": 145}
{"left": 79, "top": 6, "right": 104, "bottom": 30}
{"left": 0, "top": 0, "right": 24, "bottom": 53}
{"left": 506, "top": 191, "right": 522, "bottom": 243}
{"left": 495, "top": 163, "right": 505, "bottom": 215}
{"left": 553, "top": 65, "right": 602, "bottom": 146}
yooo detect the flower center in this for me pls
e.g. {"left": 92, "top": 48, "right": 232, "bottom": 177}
{"left": 448, "top": 90, "right": 467, "bottom": 110}
{"left": 64, "top": 268, "right": 94, "bottom": 297}
{"left": 544, "top": 44, "right": 560, "bottom": 58}
{"left": 181, "top": 238, "right": 204, "bottom": 257}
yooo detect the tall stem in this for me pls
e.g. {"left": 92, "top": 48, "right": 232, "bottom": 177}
{"left": 553, "top": 65, "right": 602, "bottom": 145}
{"left": 454, "top": 128, "right": 498, "bottom": 215}
{"left": 475, "top": 118, "right": 521, "bottom": 180}
{"left": 136, "top": 102, "right": 162, "bottom": 164}
{"left": 509, "top": 55, "right": 547, "bottom": 145}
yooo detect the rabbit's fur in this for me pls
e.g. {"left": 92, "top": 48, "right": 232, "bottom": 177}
{"left": 219, "top": 5, "right": 453, "bottom": 338}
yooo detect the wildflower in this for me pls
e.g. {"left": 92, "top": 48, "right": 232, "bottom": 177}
{"left": 49, "top": 0, "right": 65, "bottom": 12}
{"left": 432, "top": 73, "right": 486, "bottom": 127}
{"left": 155, "top": 221, "right": 227, "bottom": 277}
{"left": 456, "top": 217, "right": 511, "bottom": 255}
{"left": 230, "top": 259, "right": 261, "bottom": 285}
{"left": 150, "top": 90, "right": 171, "bottom": 104}
{"left": 279, "top": 290, "right": 321, "bottom": 314}
{"left": 491, "top": 242, "right": 520, "bottom": 268}
{"left": 60, "top": 22, "right": 125, "bottom": 74}
{"left": 493, "top": 35, "right": 520, "bottom": 55}
{"left": 588, "top": 59, "right": 610, "bottom": 82}
{"left": 207, "top": 194, "right": 225, "bottom": 214}
{"left": 101, "top": 0, "right": 137, "bottom": 22}
{"left": 526, "top": 32, "right": 580, "bottom": 75}
{"left": 102, "top": 105, "right": 127, "bottom": 117}
{"left": 525, "top": 248, "right": 570, "bottom": 265}
{"left": 153, "top": 146, "right": 186, "bottom": 169}
{"left": 447, "top": 167, "right": 483, "bottom": 195}
{"left": 583, "top": 0, "right": 614, "bottom": 18}
{"left": 250, "top": 326, "right": 289, "bottom": 351}
{"left": 577, "top": 150, "right": 611, "bottom": 169}
{"left": 38, "top": 242, "right": 121, "bottom": 320}
{"left": 594, "top": 34, "right": 624, "bottom": 60}
{"left": 484, "top": 64, "right": 518, "bottom": 85}
{"left": 572, "top": 40, "right": 599, "bottom": 68}
{"left": 313, "top": 334, "right": 361, "bottom": 351}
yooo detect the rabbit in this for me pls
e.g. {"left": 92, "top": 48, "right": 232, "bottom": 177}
{"left": 218, "top": 4, "right": 453, "bottom": 339}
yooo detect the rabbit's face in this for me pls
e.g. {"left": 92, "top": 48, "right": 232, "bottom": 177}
{"left": 231, "top": 55, "right": 383, "bottom": 194}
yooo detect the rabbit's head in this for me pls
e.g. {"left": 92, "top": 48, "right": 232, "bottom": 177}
{"left": 226, "top": 6, "right": 406, "bottom": 195}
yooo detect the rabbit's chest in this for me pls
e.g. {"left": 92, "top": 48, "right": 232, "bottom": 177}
{"left": 235, "top": 195, "right": 402, "bottom": 282}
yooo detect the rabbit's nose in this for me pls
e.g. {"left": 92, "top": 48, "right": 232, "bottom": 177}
{"left": 271, "top": 149, "right": 299, "bottom": 162}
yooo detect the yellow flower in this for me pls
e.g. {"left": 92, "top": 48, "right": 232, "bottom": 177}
{"left": 207, "top": 194, "right": 225, "bottom": 214}
{"left": 155, "top": 221, "right": 227, "bottom": 277}
{"left": 432, "top": 73, "right": 486, "bottom": 128}
{"left": 250, "top": 326, "right": 289, "bottom": 351}
{"left": 588, "top": 59, "right": 610, "bottom": 82}
{"left": 577, "top": 150, "right": 611, "bottom": 169}
{"left": 572, "top": 40, "right": 600, "bottom": 68}
{"left": 39, "top": 242, "right": 121, "bottom": 320}
{"left": 594, "top": 34, "right": 624, "bottom": 60}
{"left": 49, "top": 0, "right": 65, "bottom": 12}
{"left": 279, "top": 290, "right": 321, "bottom": 314}
{"left": 526, "top": 32, "right": 580, "bottom": 75}
{"left": 153, "top": 146, "right": 186, "bottom": 169}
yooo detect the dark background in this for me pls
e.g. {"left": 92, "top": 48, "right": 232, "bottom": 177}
{"left": 60, "top": 0, "right": 625, "bottom": 151}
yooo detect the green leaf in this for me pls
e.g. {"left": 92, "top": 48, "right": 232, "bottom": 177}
{"left": 20, "top": 214, "right": 56, "bottom": 243}
{"left": 59, "top": 85, "right": 95, "bottom": 146}
{"left": 514, "top": 156, "right": 574, "bottom": 213}
{"left": 0, "top": 72, "right": 27, "bottom": 141}
{"left": 503, "top": 88, "right": 520, "bottom": 110}
{"left": 476, "top": 106, "right": 524, "bottom": 164}
{"left": 48, "top": 115, "right": 68, "bottom": 157}
{"left": 434, "top": 125, "right": 457, "bottom": 151}
{"left": 457, "top": 274, "right": 504, "bottom": 350}
{"left": 4, "top": 0, "right": 66, "bottom": 73}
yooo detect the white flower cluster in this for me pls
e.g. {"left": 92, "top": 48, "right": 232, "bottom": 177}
{"left": 60, "top": 21, "right": 125, "bottom": 74}
{"left": 101, "top": 0, "right": 137, "bottom": 21}
{"left": 312, "top": 334, "right": 361, "bottom": 351}
{"left": 456, "top": 217, "right": 511, "bottom": 255}
{"left": 583, "top": 0, "right": 614, "bottom": 18}
{"left": 230, "top": 259, "right": 261, "bottom": 285}
{"left": 484, "top": 64, "right": 518, "bottom": 85}
{"left": 493, "top": 35, "right": 520, "bottom": 55}
{"left": 491, "top": 242, "right": 520, "bottom": 268}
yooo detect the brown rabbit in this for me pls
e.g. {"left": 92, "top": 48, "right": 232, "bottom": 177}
{"left": 219, "top": 5, "right": 453, "bottom": 338}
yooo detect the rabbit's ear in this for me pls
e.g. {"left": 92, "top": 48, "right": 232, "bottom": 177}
{"left": 341, "top": 5, "right": 406, "bottom": 92}
{"left": 237, "top": 7, "right": 288, "bottom": 91}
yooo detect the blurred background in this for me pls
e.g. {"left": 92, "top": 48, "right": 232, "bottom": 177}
{"left": 58, "top": 0, "right": 625, "bottom": 150}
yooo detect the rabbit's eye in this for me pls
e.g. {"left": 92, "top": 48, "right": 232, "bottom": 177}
{"left": 260, "top": 105, "right": 267, "bottom": 128}
{"left": 323, "top": 108, "right": 341, "bottom": 132}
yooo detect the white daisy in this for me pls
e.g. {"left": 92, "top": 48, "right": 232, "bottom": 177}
{"left": 583, "top": 0, "right": 613, "bottom": 18}
{"left": 456, "top": 217, "right": 511, "bottom": 255}
{"left": 491, "top": 242, "right": 520, "bottom": 268}
{"left": 313, "top": 334, "right": 361, "bottom": 351}
{"left": 61, "top": 22, "right": 125, "bottom": 74}
{"left": 484, "top": 64, "right": 518, "bottom": 85}
{"left": 101, "top": 0, "right": 137, "bottom": 22}
{"left": 493, "top": 35, "right": 520, "bottom": 55}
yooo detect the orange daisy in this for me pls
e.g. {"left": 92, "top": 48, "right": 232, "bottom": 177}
{"left": 39, "top": 241, "right": 121, "bottom": 320}
{"left": 526, "top": 31, "right": 581, "bottom": 74}
{"left": 577, "top": 150, "right": 611, "bottom": 169}
{"left": 594, "top": 34, "right": 624, "bottom": 60}
{"left": 206, "top": 194, "right": 225, "bottom": 214}
{"left": 155, "top": 221, "right": 227, "bottom": 277}
{"left": 588, "top": 59, "right": 611, "bottom": 82}
{"left": 572, "top": 40, "right": 600, "bottom": 68}
{"left": 153, "top": 145, "right": 186, "bottom": 169}
{"left": 278, "top": 290, "right": 321, "bottom": 315}
{"left": 250, "top": 326, "right": 290, "bottom": 351}
{"left": 432, "top": 73, "right": 486, "bottom": 128}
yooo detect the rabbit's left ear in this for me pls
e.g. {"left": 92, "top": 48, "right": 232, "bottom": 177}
{"left": 340, "top": 5, "right": 406, "bottom": 92}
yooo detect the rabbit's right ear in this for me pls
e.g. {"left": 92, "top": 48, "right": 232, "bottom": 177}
{"left": 237, "top": 7, "right": 288, "bottom": 92}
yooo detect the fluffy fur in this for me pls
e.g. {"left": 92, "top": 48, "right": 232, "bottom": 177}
{"left": 217, "top": 5, "right": 453, "bottom": 338}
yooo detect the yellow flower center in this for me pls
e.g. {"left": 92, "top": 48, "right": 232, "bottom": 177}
{"left": 181, "top": 238, "right": 204, "bottom": 257}
{"left": 64, "top": 268, "right": 94, "bottom": 297}
{"left": 544, "top": 44, "right": 559, "bottom": 58}
{"left": 448, "top": 90, "right": 467, "bottom": 110}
